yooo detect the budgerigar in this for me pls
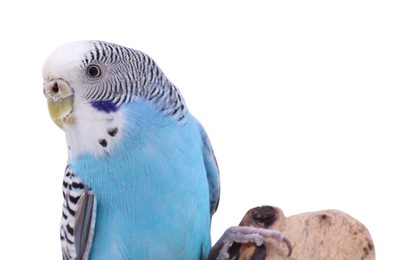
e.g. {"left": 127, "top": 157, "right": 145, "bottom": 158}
{"left": 43, "top": 41, "right": 220, "bottom": 259}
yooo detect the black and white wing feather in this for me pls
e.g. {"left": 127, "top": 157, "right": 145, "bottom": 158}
{"left": 61, "top": 166, "right": 96, "bottom": 260}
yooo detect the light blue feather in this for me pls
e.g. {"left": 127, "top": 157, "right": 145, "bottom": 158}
{"left": 69, "top": 97, "right": 219, "bottom": 259}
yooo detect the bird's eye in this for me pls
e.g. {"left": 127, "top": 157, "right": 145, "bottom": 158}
{"left": 86, "top": 65, "right": 101, "bottom": 78}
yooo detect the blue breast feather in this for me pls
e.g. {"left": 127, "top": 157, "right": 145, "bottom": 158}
{"left": 69, "top": 100, "right": 213, "bottom": 259}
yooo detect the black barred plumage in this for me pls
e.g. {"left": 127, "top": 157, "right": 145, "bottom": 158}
{"left": 61, "top": 165, "right": 96, "bottom": 260}
{"left": 80, "top": 41, "right": 187, "bottom": 121}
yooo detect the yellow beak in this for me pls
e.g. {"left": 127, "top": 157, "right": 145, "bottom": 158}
{"left": 44, "top": 80, "right": 75, "bottom": 129}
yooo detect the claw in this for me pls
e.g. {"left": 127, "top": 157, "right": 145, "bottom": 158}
{"left": 210, "top": 226, "right": 292, "bottom": 260}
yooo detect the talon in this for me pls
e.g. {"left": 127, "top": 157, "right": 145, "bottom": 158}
{"left": 210, "top": 226, "right": 292, "bottom": 259}
{"left": 282, "top": 236, "right": 292, "bottom": 256}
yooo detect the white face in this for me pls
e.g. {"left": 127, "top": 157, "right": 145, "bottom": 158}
{"left": 42, "top": 41, "right": 99, "bottom": 99}
{"left": 42, "top": 41, "right": 126, "bottom": 158}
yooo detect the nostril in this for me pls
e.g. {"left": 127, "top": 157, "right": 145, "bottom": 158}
{"left": 52, "top": 82, "right": 59, "bottom": 93}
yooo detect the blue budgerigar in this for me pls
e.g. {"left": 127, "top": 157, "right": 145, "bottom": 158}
{"left": 43, "top": 41, "right": 292, "bottom": 260}
{"left": 43, "top": 41, "right": 220, "bottom": 259}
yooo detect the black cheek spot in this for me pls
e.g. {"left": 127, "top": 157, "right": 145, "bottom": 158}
{"left": 99, "top": 139, "right": 108, "bottom": 147}
{"left": 107, "top": 127, "right": 118, "bottom": 137}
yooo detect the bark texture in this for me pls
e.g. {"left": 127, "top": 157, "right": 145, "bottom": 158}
{"left": 216, "top": 206, "right": 375, "bottom": 260}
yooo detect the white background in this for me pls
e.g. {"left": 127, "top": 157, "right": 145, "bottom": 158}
{"left": 1, "top": 1, "right": 415, "bottom": 259}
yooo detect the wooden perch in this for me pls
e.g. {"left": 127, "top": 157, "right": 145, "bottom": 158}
{"left": 212, "top": 206, "right": 375, "bottom": 260}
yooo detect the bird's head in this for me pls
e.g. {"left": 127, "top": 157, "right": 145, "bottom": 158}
{"left": 43, "top": 41, "right": 140, "bottom": 129}
{"left": 42, "top": 40, "right": 186, "bottom": 157}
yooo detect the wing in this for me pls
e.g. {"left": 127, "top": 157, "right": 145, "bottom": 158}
{"left": 61, "top": 165, "right": 96, "bottom": 260}
{"left": 198, "top": 124, "right": 220, "bottom": 217}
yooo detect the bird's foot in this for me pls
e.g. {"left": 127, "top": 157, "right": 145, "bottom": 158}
{"left": 209, "top": 226, "right": 292, "bottom": 260}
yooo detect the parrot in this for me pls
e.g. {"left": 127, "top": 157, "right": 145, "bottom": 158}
{"left": 43, "top": 40, "right": 220, "bottom": 259}
{"left": 43, "top": 40, "right": 291, "bottom": 260}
